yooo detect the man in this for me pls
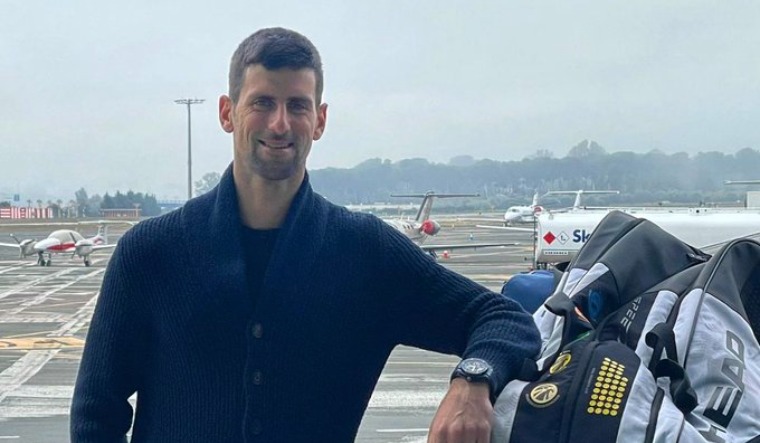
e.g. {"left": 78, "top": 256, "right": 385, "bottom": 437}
{"left": 71, "top": 27, "right": 540, "bottom": 442}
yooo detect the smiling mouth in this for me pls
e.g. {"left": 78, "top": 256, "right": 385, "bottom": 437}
{"left": 260, "top": 140, "right": 294, "bottom": 149}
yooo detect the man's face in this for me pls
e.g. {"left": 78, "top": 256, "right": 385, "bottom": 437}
{"left": 220, "top": 65, "right": 327, "bottom": 182}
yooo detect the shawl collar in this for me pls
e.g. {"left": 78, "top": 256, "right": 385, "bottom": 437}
{"left": 181, "top": 163, "right": 328, "bottom": 310}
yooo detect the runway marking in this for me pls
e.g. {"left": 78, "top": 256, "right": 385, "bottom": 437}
{"left": 384, "top": 361, "right": 455, "bottom": 366}
{"left": 367, "top": 390, "right": 446, "bottom": 408}
{"left": 0, "top": 268, "right": 80, "bottom": 301}
{"left": 0, "top": 263, "right": 36, "bottom": 275}
{"left": 376, "top": 428, "right": 428, "bottom": 433}
{"left": 0, "top": 337, "right": 85, "bottom": 350}
{"left": 0, "top": 269, "right": 102, "bottom": 317}
{"left": 10, "top": 385, "right": 73, "bottom": 398}
{"left": 0, "top": 315, "right": 71, "bottom": 324}
{"left": 0, "top": 291, "right": 97, "bottom": 405}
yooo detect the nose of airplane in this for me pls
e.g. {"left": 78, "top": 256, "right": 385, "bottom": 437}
{"left": 34, "top": 238, "right": 60, "bottom": 252}
{"left": 504, "top": 213, "right": 521, "bottom": 222}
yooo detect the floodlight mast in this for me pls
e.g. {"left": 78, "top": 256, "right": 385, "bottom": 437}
{"left": 174, "top": 98, "right": 205, "bottom": 200}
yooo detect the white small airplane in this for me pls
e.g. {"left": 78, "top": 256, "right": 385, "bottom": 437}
{"left": 0, "top": 223, "right": 118, "bottom": 266}
{"left": 502, "top": 189, "right": 620, "bottom": 226}
{"left": 379, "top": 192, "right": 519, "bottom": 256}
{"left": 503, "top": 193, "right": 543, "bottom": 226}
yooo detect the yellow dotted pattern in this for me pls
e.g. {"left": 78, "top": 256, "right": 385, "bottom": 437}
{"left": 587, "top": 357, "right": 628, "bottom": 417}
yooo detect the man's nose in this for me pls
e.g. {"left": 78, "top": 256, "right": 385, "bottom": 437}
{"left": 268, "top": 104, "right": 290, "bottom": 134}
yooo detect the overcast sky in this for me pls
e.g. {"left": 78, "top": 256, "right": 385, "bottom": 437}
{"left": 2, "top": 1, "right": 759, "bottom": 200}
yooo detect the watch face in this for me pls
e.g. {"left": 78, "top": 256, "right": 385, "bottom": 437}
{"left": 461, "top": 358, "right": 489, "bottom": 375}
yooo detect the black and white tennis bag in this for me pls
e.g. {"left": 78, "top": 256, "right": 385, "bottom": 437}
{"left": 492, "top": 211, "right": 760, "bottom": 443}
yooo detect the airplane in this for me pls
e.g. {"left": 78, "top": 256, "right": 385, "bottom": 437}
{"left": 724, "top": 180, "right": 760, "bottom": 185}
{"left": 501, "top": 189, "right": 620, "bottom": 226}
{"left": 482, "top": 206, "right": 760, "bottom": 269}
{"left": 0, "top": 222, "right": 120, "bottom": 266}
{"left": 378, "top": 192, "right": 520, "bottom": 257}
{"left": 503, "top": 192, "right": 542, "bottom": 226}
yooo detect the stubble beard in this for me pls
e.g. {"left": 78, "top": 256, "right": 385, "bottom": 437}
{"left": 245, "top": 134, "right": 305, "bottom": 181}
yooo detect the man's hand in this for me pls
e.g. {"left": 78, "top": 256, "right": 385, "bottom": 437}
{"left": 427, "top": 378, "right": 493, "bottom": 443}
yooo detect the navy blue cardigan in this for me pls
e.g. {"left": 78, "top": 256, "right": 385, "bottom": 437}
{"left": 71, "top": 166, "right": 540, "bottom": 442}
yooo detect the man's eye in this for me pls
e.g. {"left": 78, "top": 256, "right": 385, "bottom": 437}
{"left": 252, "top": 99, "right": 273, "bottom": 110}
{"left": 288, "top": 102, "right": 310, "bottom": 113}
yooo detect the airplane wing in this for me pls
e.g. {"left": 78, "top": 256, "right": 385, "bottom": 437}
{"left": 92, "top": 244, "right": 117, "bottom": 251}
{"left": 475, "top": 225, "right": 535, "bottom": 233}
{"left": 0, "top": 242, "right": 21, "bottom": 249}
{"left": 419, "top": 242, "right": 520, "bottom": 253}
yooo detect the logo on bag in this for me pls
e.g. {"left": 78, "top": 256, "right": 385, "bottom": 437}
{"left": 587, "top": 357, "right": 628, "bottom": 417}
{"left": 528, "top": 383, "right": 559, "bottom": 407}
{"left": 550, "top": 352, "right": 572, "bottom": 374}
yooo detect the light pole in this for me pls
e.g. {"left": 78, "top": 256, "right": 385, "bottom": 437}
{"left": 174, "top": 98, "right": 205, "bottom": 200}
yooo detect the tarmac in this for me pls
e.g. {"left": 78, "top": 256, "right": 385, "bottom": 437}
{"left": 0, "top": 219, "right": 534, "bottom": 442}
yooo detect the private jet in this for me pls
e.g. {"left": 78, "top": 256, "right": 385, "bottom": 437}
{"left": 502, "top": 189, "right": 620, "bottom": 226}
{"left": 503, "top": 193, "right": 543, "bottom": 226}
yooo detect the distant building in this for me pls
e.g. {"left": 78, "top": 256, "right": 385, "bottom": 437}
{"left": 100, "top": 208, "right": 141, "bottom": 218}
{"left": 0, "top": 206, "right": 52, "bottom": 219}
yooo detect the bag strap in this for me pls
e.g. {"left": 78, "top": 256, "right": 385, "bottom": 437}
{"left": 652, "top": 358, "right": 698, "bottom": 414}
{"left": 646, "top": 322, "right": 699, "bottom": 414}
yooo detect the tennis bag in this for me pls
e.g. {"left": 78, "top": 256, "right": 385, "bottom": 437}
{"left": 642, "top": 238, "right": 760, "bottom": 441}
{"left": 493, "top": 211, "right": 760, "bottom": 442}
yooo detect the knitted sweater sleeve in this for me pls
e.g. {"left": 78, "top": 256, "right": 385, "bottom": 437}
{"left": 70, "top": 238, "right": 145, "bottom": 442}
{"left": 373, "top": 219, "right": 540, "bottom": 394}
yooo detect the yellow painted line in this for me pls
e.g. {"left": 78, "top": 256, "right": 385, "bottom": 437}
{"left": 0, "top": 337, "right": 84, "bottom": 350}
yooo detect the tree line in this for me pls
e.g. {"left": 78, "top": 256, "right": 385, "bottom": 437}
{"left": 5, "top": 141, "right": 758, "bottom": 217}
{"left": 308, "top": 141, "right": 760, "bottom": 211}
{"left": 1, "top": 188, "right": 162, "bottom": 217}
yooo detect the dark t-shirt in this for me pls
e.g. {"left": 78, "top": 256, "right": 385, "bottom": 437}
{"left": 240, "top": 226, "right": 279, "bottom": 304}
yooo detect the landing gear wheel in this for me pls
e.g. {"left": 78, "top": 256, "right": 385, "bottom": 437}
{"left": 84, "top": 259, "right": 91, "bottom": 267}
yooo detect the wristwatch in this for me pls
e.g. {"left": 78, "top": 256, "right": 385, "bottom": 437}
{"left": 450, "top": 358, "right": 496, "bottom": 403}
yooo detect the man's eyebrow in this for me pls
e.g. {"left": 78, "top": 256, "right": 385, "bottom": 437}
{"left": 246, "top": 93, "right": 274, "bottom": 103}
{"left": 288, "top": 96, "right": 313, "bottom": 105}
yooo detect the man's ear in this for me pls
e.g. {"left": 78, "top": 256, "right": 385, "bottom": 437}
{"left": 219, "top": 95, "right": 234, "bottom": 133}
{"left": 313, "top": 103, "right": 328, "bottom": 140}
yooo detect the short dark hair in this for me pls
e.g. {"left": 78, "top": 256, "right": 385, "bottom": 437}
{"left": 228, "top": 27, "right": 324, "bottom": 104}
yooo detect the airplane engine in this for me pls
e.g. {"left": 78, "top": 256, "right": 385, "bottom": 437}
{"left": 19, "top": 239, "right": 36, "bottom": 258}
{"left": 75, "top": 240, "right": 94, "bottom": 257}
{"left": 9, "top": 234, "right": 37, "bottom": 258}
{"left": 420, "top": 219, "right": 441, "bottom": 236}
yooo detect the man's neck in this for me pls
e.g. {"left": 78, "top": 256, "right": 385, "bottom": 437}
{"left": 233, "top": 167, "right": 304, "bottom": 229}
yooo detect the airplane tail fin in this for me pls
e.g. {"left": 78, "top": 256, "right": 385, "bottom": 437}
{"left": 543, "top": 189, "right": 620, "bottom": 211}
{"left": 96, "top": 224, "right": 109, "bottom": 244}
{"left": 390, "top": 192, "right": 480, "bottom": 222}
{"left": 572, "top": 191, "right": 583, "bottom": 210}
{"left": 417, "top": 192, "right": 435, "bottom": 222}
